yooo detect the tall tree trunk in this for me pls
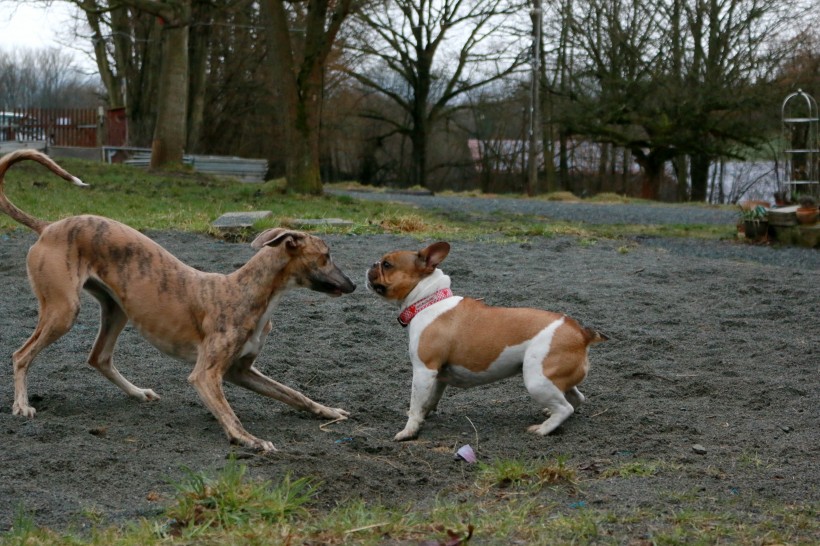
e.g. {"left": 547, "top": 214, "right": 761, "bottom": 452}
{"left": 634, "top": 148, "right": 667, "bottom": 200}
{"left": 261, "top": 0, "right": 351, "bottom": 195}
{"left": 596, "top": 142, "right": 609, "bottom": 194}
{"left": 186, "top": 0, "right": 211, "bottom": 154}
{"left": 559, "top": 129, "right": 569, "bottom": 191}
{"left": 120, "top": 10, "right": 162, "bottom": 147}
{"left": 151, "top": 19, "right": 190, "bottom": 167}
{"left": 261, "top": 0, "right": 322, "bottom": 194}
{"left": 621, "top": 147, "right": 631, "bottom": 194}
{"left": 83, "top": 1, "right": 123, "bottom": 109}
{"left": 673, "top": 155, "right": 689, "bottom": 201}
{"left": 409, "top": 117, "right": 427, "bottom": 188}
{"left": 690, "top": 153, "right": 710, "bottom": 202}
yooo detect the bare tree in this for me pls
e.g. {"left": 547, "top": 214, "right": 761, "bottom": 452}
{"left": 0, "top": 48, "right": 98, "bottom": 109}
{"left": 679, "top": 0, "right": 804, "bottom": 201}
{"left": 260, "top": 0, "right": 353, "bottom": 194}
{"left": 348, "top": 0, "right": 527, "bottom": 188}
{"left": 564, "top": 0, "right": 805, "bottom": 200}
{"left": 42, "top": 0, "right": 191, "bottom": 165}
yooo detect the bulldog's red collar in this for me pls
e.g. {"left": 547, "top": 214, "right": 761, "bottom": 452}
{"left": 398, "top": 288, "right": 453, "bottom": 327}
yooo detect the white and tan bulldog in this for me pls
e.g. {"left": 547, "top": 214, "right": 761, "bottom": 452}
{"left": 366, "top": 241, "right": 607, "bottom": 441}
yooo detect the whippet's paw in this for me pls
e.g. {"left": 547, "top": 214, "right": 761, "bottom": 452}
{"left": 393, "top": 428, "right": 418, "bottom": 442}
{"left": 12, "top": 403, "right": 36, "bottom": 418}
{"left": 319, "top": 407, "right": 350, "bottom": 420}
{"left": 132, "top": 389, "right": 160, "bottom": 402}
{"left": 237, "top": 436, "right": 277, "bottom": 452}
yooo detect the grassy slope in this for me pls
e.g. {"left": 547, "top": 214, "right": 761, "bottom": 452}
{"left": 1, "top": 158, "right": 732, "bottom": 242}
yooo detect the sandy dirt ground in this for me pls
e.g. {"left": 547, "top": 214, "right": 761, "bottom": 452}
{"left": 0, "top": 228, "right": 817, "bottom": 537}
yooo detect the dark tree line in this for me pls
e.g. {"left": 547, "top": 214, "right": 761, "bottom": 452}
{"left": 3, "top": 0, "right": 819, "bottom": 200}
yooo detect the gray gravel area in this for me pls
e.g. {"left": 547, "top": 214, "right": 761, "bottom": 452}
{"left": 0, "top": 189, "right": 817, "bottom": 539}
{"left": 332, "top": 189, "right": 819, "bottom": 271}
{"left": 1, "top": 229, "right": 817, "bottom": 539}
{"left": 330, "top": 189, "right": 738, "bottom": 225}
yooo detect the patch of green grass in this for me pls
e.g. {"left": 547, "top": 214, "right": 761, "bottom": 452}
{"left": 306, "top": 499, "right": 421, "bottom": 545}
{"left": 542, "top": 191, "right": 582, "bottom": 202}
{"left": 1, "top": 458, "right": 817, "bottom": 545}
{"left": 737, "top": 449, "right": 774, "bottom": 470}
{"left": 0, "top": 159, "right": 444, "bottom": 236}
{"left": 476, "top": 456, "right": 577, "bottom": 492}
{"left": 450, "top": 207, "right": 731, "bottom": 242}
{"left": 165, "top": 456, "right": 314, "bottom": 535}
{"left": 586, "top": 192, "right": 644, "bottom": 203}
{"left": 600, "top": 459, "right": 681, "bottom": 479}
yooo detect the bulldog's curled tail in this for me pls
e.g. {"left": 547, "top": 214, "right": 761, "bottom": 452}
{"left": 584, "top": 327, "right": 609, "bottom": 344}
{"left": 0, "top": 149, "right": 87, "bottom": 234}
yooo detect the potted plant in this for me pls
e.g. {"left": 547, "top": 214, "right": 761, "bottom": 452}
{"left": 773, "top": 190, "right": 792, "bottom": 207}
{"left": 739, "top": 205, "right": 769, "bottom": 240}
{"left": 796, "top": 195, "right": 819, "bottom": 225}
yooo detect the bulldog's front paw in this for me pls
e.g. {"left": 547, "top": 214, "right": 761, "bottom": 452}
{"left": 527, "top": 423, "right": 550, "bottom": 436}
{"left": 393, "top": 428, "right": 418, "bottom": 441}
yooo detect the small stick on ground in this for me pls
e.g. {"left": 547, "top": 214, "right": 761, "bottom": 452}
{"left": 345, "top": 523, "right": 389, "bottom": 534}
{"left": 319, "top": 416, "right": 347, "bottom": 431}
{"left": 465, "top": 415, "right": 479, "bottom": 446}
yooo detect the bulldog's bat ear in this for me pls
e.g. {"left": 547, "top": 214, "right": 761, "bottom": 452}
{"left": 418, "top": 241, "right": 450, "bottom": 272}
{"left": 251, "top": 228, "right": 306, "bottom": 251}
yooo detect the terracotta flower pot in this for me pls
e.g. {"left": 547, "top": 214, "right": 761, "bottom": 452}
{"left": 796, "top": 207, "right": 819, "bottom": 225}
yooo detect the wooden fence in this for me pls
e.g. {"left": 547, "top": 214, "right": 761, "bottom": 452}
{"left": 0, "top": 108, "right": 102, "bottom": 147}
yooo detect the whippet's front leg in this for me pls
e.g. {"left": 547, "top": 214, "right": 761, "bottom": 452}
{"left": 188, "top": 350, "right": 275, "bottom": 452}
{"left": 225, "top": 363, "right": 350, "bottom": 421}
{"left": 394, "top": 368, "right": 445, "bottom": 441}
{"left": 87, "top": 289, "right": 159, "bottom": 402}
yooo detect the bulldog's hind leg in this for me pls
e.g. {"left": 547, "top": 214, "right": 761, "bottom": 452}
{"left": 565, "top": 386, "right": 585, "bottom": 409}
{"left": 522, "top": 348, "right": 575, "bottom": 436}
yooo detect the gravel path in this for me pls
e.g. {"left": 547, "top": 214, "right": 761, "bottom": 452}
{"left": 330, "top": 189, "right": 738, "bottom": 225}
{"left": 331, "top": 189, "right": 820, "bottom": 271}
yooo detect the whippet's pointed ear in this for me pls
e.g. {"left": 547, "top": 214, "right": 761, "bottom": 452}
{"left": 250, "top": 228, "right": 306, "bottom": 251}
{"left": 418, "top": 241, "right": 450, "bottom": 272}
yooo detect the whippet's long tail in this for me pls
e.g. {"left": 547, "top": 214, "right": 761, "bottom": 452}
{"left": 0, "top": 149, "right": 87, "bottom": 234}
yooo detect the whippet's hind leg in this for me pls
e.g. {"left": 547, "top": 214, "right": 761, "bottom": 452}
{"left": 12, "top": 292, "right": 81, "bottom": 417}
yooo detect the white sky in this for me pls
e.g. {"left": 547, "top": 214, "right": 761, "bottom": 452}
{"left": 0, "top": 1, "right": 96, "bottom": 72}
{"left": 0, "top": 2, "right": 78, "bottom": 50}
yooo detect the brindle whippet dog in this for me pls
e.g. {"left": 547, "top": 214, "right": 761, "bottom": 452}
{"left": 0, "top": 149, "right": 355, "bottom": 451}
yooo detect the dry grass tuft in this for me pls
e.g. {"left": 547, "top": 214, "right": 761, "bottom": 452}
{"left": 544, "top": 191, "right": 582, "bottom": 202}
{"left": 379, "top": 214, "right": 430, "bottom": 233}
